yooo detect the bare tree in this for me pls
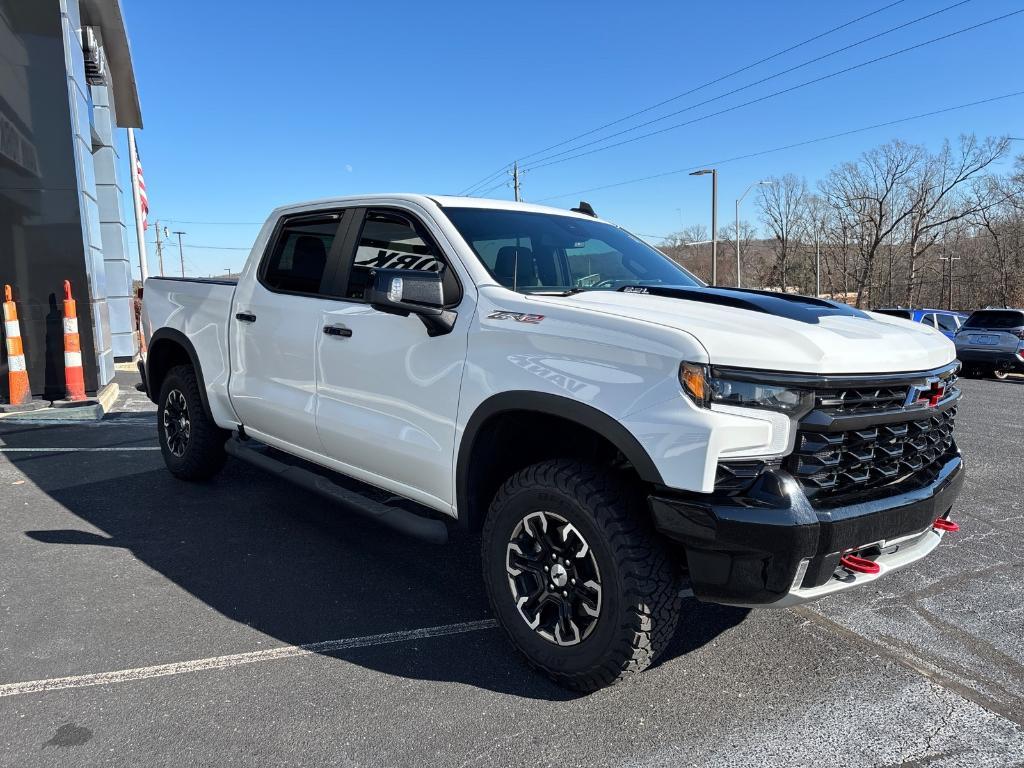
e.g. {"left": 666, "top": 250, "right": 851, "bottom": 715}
{"left": 901, "top": 134, "right": 1010, "bottom": 304}
{"left": 758, "top": 174, "right": 809, "bottom": 292}
{"left": 819, "top": 140, "right": 924, "bottom": 307}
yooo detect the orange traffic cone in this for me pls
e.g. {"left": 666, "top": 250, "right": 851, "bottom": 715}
{"left": 3, "top": 284, "right": 32, "bottom": 406}
{"left": 62, "top": 280, "right": 86, "bottom": 401}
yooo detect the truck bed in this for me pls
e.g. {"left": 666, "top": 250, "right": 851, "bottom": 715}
{"left": 142, "top": 275, "right": 238, "bottom": 426}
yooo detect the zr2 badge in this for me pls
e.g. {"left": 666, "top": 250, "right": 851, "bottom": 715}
{"left": 487, "top": 311, "right": 545, "bottom": 324}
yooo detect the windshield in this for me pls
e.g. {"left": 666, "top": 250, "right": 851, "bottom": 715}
{"left": 444, "top": 207, "right": 702, "bottom": 294}
{"left": 963, "top": 310, "right": 1024, "bottom": 329}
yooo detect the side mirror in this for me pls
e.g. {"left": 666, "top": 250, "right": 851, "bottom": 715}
{"left": 366, "top": 267, "right": 457, "bottom": 336}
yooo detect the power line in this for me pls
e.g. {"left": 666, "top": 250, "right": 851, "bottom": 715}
{"left": 460, "top": 0, "right": 911, "bottom": 193}
{"left": 161, "top": 218, "right": 262, "bottom": 225}
{"left": 460, "top": 164, "right": 512, "bottom": 197}
{"left": 533, "top": 89, "right": 1024, "bottom": 203}
{"left": 149, "top": 240, "right": 252, "bottom": 251}
{"left": 521, "top": 0, "right": 975, "bottom": 169}
{"left": 523, "top": 8, "right": 1024, "bottom": 173}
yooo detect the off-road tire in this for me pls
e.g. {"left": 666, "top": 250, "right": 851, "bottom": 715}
{"left": 157, "top": 364, "right": 228, "bottom": 481}
{"left": 482, "top": 459, "right": 681, "bottom": 692}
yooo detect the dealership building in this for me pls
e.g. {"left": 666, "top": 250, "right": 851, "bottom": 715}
{"left": 0, "top": 0, "right": 142, "bottom": 402}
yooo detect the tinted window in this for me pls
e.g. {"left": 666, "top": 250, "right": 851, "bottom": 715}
{"left": 963, "top": 310, "right": 1024, "bottom": 329}
{"left": 347, "top": 210, "right": 460, "bottom": 304}
{"left": 444, "top": 208, "right": 701, "bottom": 293}
{"left": 874, "top": 309, "right": 913, "bottom": 320}
{"left": 934, "top": 314, "right": 960, "bottom": 332}
{"left": 262, "top": 214, "right": 342, "bottom": 294}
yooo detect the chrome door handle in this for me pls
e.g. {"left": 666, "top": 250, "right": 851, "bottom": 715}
{"left": 323, "top": 324, "right": 353, "bottom": 338}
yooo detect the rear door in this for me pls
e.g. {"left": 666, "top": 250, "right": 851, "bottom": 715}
{"left": 314, "top": 206, "right": 472, "bottom": 512}
{"left": 228, "top": 209, "right": 352, "bottom": 453}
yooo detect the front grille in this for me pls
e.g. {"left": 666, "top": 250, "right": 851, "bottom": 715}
{"left": 814, "top": 385, "right": 910, "bottom": 414}
{"left": 787, "top": 406, "right": 957, "bottom": 501}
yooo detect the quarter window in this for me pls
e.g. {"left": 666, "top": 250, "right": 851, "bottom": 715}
{"left": 935, "top": 314, "right": 960, "bottom": 333}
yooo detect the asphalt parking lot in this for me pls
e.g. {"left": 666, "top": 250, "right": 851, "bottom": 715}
{"left": 0, "top": 373, "right": 1022, "bottom": 767}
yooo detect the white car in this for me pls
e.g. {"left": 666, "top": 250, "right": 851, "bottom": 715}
{"left": 140, "top": 195, "right": 965, "bottom": 691}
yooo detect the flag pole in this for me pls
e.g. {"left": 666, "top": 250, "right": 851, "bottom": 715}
{"left": 128, "top": 128, "right": 149, "bottom": 282}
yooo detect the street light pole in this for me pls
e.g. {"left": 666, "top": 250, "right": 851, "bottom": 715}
{"left": 690, "top": 169, "right": 717, "bottom": 285}
{"left": 735, "top": 180, "right": 773, "bottom": 288}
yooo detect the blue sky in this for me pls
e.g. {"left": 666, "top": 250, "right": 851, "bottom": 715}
{"left": 119, "top": 0, "right": 1024, "bottom": 277}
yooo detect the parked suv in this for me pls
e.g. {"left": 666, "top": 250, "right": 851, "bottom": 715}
{"left": 140, "top": 195, "right": 965, "bottom": 690}
{"left": 955, "top": 308, "right": 1024, "bottom": 379}
{"left": 873, "top": 308, "right": 968, "bottom": 340}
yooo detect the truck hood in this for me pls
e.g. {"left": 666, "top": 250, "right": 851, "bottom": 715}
{"left": 532, "top": 287, "right": 955, "bottom": 374}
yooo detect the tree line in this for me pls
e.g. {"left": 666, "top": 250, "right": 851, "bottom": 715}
{"left": 661, "top": 135, "right": 1023, "bottom": 311}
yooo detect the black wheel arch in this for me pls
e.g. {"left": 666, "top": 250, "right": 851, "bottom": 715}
{"left": 145, "top": 328, "right": 215, "bottom": 422}
{"left": 456, "top": 391, "right": 664, "bottom": 531}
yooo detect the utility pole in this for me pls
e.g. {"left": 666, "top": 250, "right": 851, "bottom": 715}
{"left": 815, "top": 229, "right": 821, "bottom": 297}
{"left": 939, "top": 246, "right": 961, "bottom": 311}
{"left": 511, "top": 161, "right": 522, "bottom": 202}
{"left": 173, "top": 231, "right": 187, "bottom": 277}
{"left": 690, "top": 169, "right": 717, "bottom": 285}
{"left": 154, "top": 221, "right": 166, "bottom": 276}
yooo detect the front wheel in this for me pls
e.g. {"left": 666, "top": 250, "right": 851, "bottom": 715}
{"left": 157, "top": 364, "right": 228, "bottom": 480}
{"left": 482, "top": 460, "right": 681, "bottom": 692}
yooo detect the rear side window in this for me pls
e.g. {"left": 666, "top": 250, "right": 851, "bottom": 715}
{"left": 963, "top": 310, "right": 1024, "bottom": 329}
{"left": 934, "top": 314, "right": 960, "bottom": 333}
{"left": 262, "top": 214, "right": 343, "bottom": 295}
{"left": 346, "top": 210, "right": 461, "bottom": 305}
{"left": 920, "top": 313, "right": 937, "bottom": 328}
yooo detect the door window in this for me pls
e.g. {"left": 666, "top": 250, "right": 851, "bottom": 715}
{"left": 935, "top": 314, "right": 960, "bottom": 333}
{"left": 920, "top": 313, "right": 938, "bottom": 328}
{"left": 261, "top": 213, "right": 344, "bottom": 295}
{"left": 346, "top": 210, "right": 461, "bottom": 305}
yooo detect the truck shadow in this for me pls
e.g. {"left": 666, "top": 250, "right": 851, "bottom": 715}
{"left": 15, "top": 447, "right": 748, "bottom": 700}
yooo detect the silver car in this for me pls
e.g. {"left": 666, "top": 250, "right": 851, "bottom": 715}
{"left": 955, "top": 309, "right": 1024, "bottom": 380}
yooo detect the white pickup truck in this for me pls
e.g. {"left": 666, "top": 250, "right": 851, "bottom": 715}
{"left": 141, "top": 194, "right": 964, "bottom": 691}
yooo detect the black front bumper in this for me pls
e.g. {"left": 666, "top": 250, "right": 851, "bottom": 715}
{"left": 650, "top": 452, "right": 964, "bottom": 605}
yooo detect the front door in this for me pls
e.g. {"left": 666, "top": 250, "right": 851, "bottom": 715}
{"left": 229, "top": 209, "right": 350, "bottom": 453}
{"left": 315, "top": 207, "right": 472, "bottom": 512}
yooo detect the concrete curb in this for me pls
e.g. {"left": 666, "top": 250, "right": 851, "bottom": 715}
{"left": 0, "top": 382, "right": 120, "bottom": 422}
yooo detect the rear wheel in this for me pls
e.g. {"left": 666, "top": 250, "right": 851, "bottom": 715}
{"left": 992, "top": 367, "right": 1009, "bottom": 380}
{"left": 157, "top": 364, "right": 228, "bottom": 480}
{"left": 481, "top": 459, "right": 681, "bottom": 692}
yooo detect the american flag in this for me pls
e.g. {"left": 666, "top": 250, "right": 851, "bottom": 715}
{"left": 136, "top": 149, "right": 149, "bottom": 230}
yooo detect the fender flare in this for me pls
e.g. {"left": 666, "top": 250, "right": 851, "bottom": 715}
{"left": 456, "top": 391, "right": 664, "bottom": 528}
{"left": 145, "top": 327, "right": 215, "bottom": 421}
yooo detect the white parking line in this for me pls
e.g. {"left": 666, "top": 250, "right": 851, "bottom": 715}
{"left": 0, "top": 447, "right": 160, "bottom": 452}
{"left": 0, "top": 619, "right": 499, "bottom": 698}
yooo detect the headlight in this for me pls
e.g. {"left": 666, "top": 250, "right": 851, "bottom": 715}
{"left": 679, "top": 362, "right": 813, "bottom": 414}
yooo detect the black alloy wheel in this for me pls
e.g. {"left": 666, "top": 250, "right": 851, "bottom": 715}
{"left": 506, "top": 510, "right": 603, "bottom": 646}
{"left": 162, "top": 388, "right": 190, "bottom": 457}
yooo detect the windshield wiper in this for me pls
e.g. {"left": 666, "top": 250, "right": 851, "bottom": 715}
{"left": 528, "top": 288, "right": 589, "bottom": 297}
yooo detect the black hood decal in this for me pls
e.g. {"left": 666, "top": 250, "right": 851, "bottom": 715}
{"left": 618, "top": 285, "right": 869, "bottom": 324}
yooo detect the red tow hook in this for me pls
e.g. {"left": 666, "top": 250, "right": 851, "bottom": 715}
{"left": 840, "top": 554, "right": 881, "bottom": 575}
{"left": 933, "top": 518, "right": 959, "bottom": 532}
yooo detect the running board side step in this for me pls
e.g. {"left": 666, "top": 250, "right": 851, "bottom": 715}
{"left": 224, "top": 437, "right": 448, "bottom": 544}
